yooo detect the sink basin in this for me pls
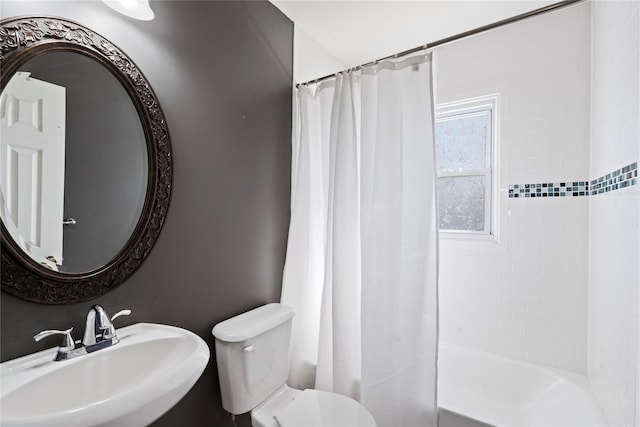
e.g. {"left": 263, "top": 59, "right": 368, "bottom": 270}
{"left": 0, "top": 323, "right": 210, "bottom": 427}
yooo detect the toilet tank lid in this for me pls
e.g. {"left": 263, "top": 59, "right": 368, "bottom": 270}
{"left": 212, "top": 303, "right": 295, "bottom": 343}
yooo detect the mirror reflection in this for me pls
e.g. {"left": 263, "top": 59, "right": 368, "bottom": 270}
{"left": 0, "top": 51, "right": 148, "bottom": 273}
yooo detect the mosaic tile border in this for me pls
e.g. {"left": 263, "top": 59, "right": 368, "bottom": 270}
{"left": 509, "top": 162, "right": 637, "bottom": 198}
{"left": 590, "top": 162, "right": 638, "bottom": 195}
{"left": 509, "top": 181, "right": 589, "bottom": 198}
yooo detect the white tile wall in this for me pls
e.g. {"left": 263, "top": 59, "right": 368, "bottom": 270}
{"left": 589, "top": 1, "right": 640, "bottom": 425}
{"left": 435, "top": 2, "right": 592, "bottom": 374}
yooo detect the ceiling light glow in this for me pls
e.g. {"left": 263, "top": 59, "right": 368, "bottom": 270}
{"left": 103, "top": 0, "right": 154, "bottom": 21}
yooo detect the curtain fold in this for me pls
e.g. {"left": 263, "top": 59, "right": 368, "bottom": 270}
{"left": 281, "top": 53, "right": 438, "bottom": 426}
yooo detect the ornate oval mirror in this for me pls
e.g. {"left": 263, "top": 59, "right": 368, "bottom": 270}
{"left": 0, "top": 17, "right": 172, "bottom": 304}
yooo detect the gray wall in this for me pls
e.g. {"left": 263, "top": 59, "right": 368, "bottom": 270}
{"left": 0, "top": 2, "right": 293, "bottom": 426}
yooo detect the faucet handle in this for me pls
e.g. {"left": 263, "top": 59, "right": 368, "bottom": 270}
{"left": 111, "top": 309, "right": 131, "bottom": 322}
{"left": 92, "top": 305, "right": 130, "bottom": 331}
{"left": 34, "top": 327, "right": 75, "bottom": 352}
{"left": 102, "top": 308, "right": 131, "bottom": 340}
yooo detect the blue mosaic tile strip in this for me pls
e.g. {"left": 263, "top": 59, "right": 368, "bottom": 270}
{"left": 590, "top": 161, "right": 637, "bottom": 195}
{"left": 509, "top": 181, "right": 589, "bottom": 198}
{"left": 509, "top": 162, "right": 637, "bottom": 199}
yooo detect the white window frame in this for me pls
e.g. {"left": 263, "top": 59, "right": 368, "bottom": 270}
{"left": 435, "top": 94, "right": 499, "bottom": 241}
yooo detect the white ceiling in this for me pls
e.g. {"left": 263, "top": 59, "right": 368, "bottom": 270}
{"left": 270, "top": 0, "right": 559, "bottom": 82}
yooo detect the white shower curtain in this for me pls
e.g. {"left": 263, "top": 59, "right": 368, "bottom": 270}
{"left": 281, "top": 53, "right": 438, "bottom": 427}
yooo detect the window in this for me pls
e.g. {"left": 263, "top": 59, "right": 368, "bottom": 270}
{"left": 435, "top": 95, "right": 497, "bottom": 237}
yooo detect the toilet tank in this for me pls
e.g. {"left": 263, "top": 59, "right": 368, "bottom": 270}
{"left": 212, "top": 303, "right": 295, "bottom": 415}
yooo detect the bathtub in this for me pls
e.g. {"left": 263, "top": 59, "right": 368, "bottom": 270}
{"left": 437, "top": 343, "right": 607, "bottom": 426}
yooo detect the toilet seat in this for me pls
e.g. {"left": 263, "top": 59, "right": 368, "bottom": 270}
{"left": 274, "top": 389, "right": 376, "bottom": 427}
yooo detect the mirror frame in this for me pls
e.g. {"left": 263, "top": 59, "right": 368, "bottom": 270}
{"left": 0, "top": 16, "right": 172, "bottom": 304}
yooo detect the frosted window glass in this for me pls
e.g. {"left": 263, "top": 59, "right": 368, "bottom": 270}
{"left": 435, "top": 113, "right": 487, "bottom": 171}
{"left": 437, "top": 176, "right": 485, "bottom": 232}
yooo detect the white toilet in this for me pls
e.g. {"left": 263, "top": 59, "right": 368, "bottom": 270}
{"left": 212, "top": 303, "right": 377, "bottom": 427}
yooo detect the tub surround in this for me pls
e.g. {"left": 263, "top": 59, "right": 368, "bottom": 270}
{"left": 588, "top": 1, "right": 640, "bottom": 425}
{"left": 437, "top": 1, "right": 592, "bottom": 375}
{"left": 437, "top": 1, "right": 638, "bottom": 423}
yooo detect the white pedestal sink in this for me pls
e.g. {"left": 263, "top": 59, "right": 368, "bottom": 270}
{"left": 0, "top": 323, "right": 210, "bottom": 427}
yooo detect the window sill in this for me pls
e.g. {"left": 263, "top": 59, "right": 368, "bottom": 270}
{"left": 438, "top": 231, "right": 496, "bottom": 242}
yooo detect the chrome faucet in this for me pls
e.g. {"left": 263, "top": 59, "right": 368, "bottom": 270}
{"left": 82, "top": 305, "right": 131, "bottom": 351}
{"left": 33, "top": 305, "right": 131, "bottom": 361}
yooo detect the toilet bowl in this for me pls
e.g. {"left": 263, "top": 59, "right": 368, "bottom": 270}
{"left": 212, "top": 303, "right": 377, "bottom": 427}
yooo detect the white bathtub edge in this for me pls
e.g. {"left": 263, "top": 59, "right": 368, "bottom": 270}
{"left": 437, "top": 342, "right": 608, "bottom": 427}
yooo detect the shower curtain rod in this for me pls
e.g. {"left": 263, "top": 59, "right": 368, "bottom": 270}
{"left": 296, "top": 0, "right": 583, "bottom": 88}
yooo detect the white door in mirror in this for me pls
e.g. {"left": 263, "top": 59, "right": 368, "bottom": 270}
{"left": 0, "top": 71, "right": 66, "bottom": 270}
